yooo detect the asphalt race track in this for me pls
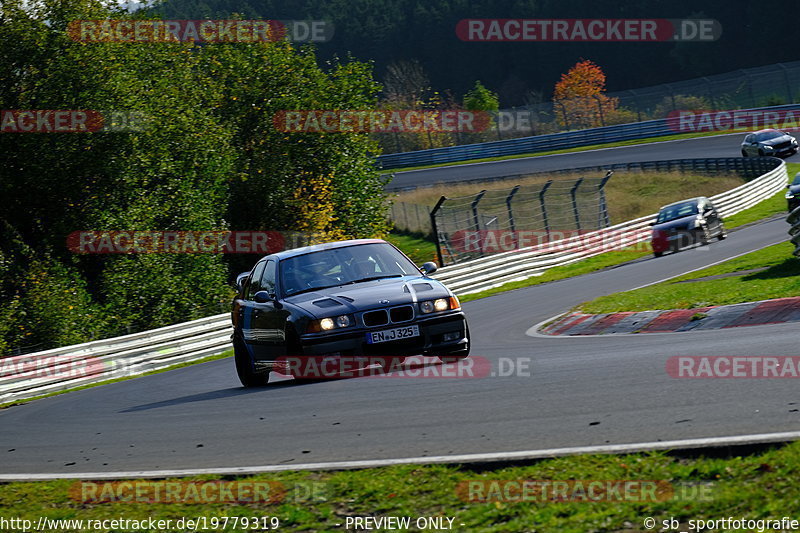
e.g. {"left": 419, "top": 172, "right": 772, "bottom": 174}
{"left": 388, "top": 132, "right": 800, "bottom": 189}
{"left": 1, "top": 134, "right": 798, "bottom": 476}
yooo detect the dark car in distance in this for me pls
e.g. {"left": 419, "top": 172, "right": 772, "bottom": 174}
{"left": 741, "top": 129, "right": 798, "bottom": 158}
{"left": 650, "top": 197, "right": 726, "bottom": 257}
{"left": 786, "top": 172, "right": 800, "bottom": 212}
{"left": 231, "top": 239, "right": 470, "bottom": 386}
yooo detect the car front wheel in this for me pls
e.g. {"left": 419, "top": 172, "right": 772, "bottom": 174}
{"left": 234, "top": 336, "right": 270, "bottom": 387}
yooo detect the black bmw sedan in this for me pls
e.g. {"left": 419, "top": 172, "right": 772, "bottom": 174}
{"left": 231, "top": 239, "right": 470, "bottom": 386}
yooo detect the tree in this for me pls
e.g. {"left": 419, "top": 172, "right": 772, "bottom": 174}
{"left": 0, "top": 0, "right": 390, "bottom": 353}
{"left": 553, "top": 59, "right": 617, "bottom": 129}
{"left": 463, "top": 81, "right": 499, "bottom": 112}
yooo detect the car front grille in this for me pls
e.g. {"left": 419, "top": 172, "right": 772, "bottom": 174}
{"left": 363, "top": 310, "right": 389, "bottom": 327}
{"left": 362, "top": 305, "right": 415, "bottom": 327}
{"left": 775, "top": 141, "right": 791, "bottom": 150}
{"left": 389, "top": 305, "right": 414, "bottom": 323}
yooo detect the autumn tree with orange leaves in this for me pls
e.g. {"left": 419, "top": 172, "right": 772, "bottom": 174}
{"left": 553, "top": 59, "right": 618, "bottom": 129}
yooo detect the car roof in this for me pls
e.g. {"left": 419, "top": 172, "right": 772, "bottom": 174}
{"left": 269, "top": 238, "right": 389, "bottom": 260}
{"left": 658, "top": 197, "right": 708, "bottom": 210}
{"left": 752, "top": 128, "right": 781, "bottom": 134}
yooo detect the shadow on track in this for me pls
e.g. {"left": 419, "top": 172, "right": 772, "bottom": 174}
{"left": 120, "top": 359, "right": 447, "bottom": 412}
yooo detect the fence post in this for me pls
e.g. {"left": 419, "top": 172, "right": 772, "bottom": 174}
{"left": 506, "top": 185, "right": 521, "bottom": 248}
{"left": 430, "top": 196, "right": 447, "bottom": 267}
{"left": 471, "top": 190, "right": 487, "bottom": 256}
{"left": 538, "top": 180, "right": 553, "bottom": 241}
{"left": 598, "top": 171, "right": 613, "bottom": 228}
{"left": 570, "top": 178, "right": 584, "bottom": 230}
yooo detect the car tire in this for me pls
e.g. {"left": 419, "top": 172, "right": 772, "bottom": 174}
{"left": 698, "top": 227, "right": 710, "bottom": 245}
{"left": 653, "top": 251, "right": 663, "bottom": 258}
{"left": 234, "top": 336, "right": 270, "bottom": 387}
{"left": 759, "top": 149, "right": 765, "bottom": 156}
{"left": 717, "top": 226, "right": 727, "bottom": 240}
{"left": 741, "top": 149, "right": 748, "bottom": 157}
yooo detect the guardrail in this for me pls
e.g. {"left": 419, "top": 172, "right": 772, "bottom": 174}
{"left": 432, "top": 158, "right": 788, "bottom": 294}
{"left": 787, "top": 205, "right": 800, "bottom": 256}
{"left": 377, "top": 103, "right": 800, "bottom": 170}
{"left": 0, "top": 157, "right": 787, "bottom": 404}
{"left": 0, "top": 314, "right": 231, "bottom": 404}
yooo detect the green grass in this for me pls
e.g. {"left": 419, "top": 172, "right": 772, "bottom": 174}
{"left": 384, "top": 129, "right": 734, "bottom": 173}
{"left": 3, "top": 441, "right": 800, "bottom": 532}
{"left": 580, "top": 242, "right": 800, "bottom": 313}
{"left": 460, "top": 179, "right": 793, "bottom": 304}
{"left": 385, "top": 232, "right": 438, "bottom": 265}
{"left": 396, "top": 171, "right": 744, "bottom": 231}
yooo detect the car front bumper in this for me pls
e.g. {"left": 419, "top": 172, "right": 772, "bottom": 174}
{"left": 295, "top": 311, "right": 468, "bottom": 358}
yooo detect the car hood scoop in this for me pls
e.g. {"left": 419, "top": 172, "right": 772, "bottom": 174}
{"left": 312, "top": 298, "right": 344, "bottom": 308}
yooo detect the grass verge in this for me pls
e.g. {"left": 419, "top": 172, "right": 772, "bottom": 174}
{"left": 2, "top": 441, "right": 800, "bottom": 532}
{"left": 385, "top": 232, "right": 438, "bottom": 265}
{"left": 459, "top": 170, "right": 795, "bottom": 306}
{"left": 578, "top": 241, "right": 800, "bottom": 314}
{"left": 395, "top": 170, "right": 745, "bottom": 228}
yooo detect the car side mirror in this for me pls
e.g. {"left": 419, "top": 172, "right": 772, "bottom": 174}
{"left": 648, "top": 221, "right": 656, "bottom": 226}
{"left": 235, "top": 272, "right": 249, "bottom": 293}
{"left": 420, "top": 261, "right": 438, "bottom": 275}
{"left": 253, "top": 290, "right": 276, "bottom": 304}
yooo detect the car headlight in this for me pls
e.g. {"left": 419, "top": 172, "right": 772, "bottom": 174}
{"left": 787, "top": 192, "right": 796, "bottom": 199}
{"left": 420, "top": 296, "right": 460, "bottom": 314}
{"left": 307, "top": 314, "right": 352, "bottom": 333}
{"left": 763, "top": 145, "right": 775, "bottom": 151}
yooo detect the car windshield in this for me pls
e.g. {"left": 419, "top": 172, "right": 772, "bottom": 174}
{"left": 280, "top": 243, "right": 419, "bottom": 296}
{"left": 755, "top": 130, "right": 783, "bottom": 141}
{"left": 656, "top": 201, "right": 699, "bottom": 223}
{"left": 792, "top": 175, "right": 800, "bottom": 186}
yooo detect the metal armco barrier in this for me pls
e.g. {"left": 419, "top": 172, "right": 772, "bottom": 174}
{"left": 787, "top": 205, "right": 800, "bottom": 256}
{"left": 0, "top": 158, "right": 788, "bottom": 403}
{"left": 377, "top": 104, "right": 800, "bottom": 170}
{"left": 432, "top": 158, "right": 788, "bottom": 295}
{"left": 0, "top": 314, "right": 231, "bottom": 404}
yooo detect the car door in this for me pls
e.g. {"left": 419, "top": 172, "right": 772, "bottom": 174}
{"left": 236, "top": 259, "right": 267, "bottom": 355}
{"left": 744, "top": 134, "right": 755, "bottom": 156}
{"left": 249, "top": 259, "right": 292, "bottom": 359}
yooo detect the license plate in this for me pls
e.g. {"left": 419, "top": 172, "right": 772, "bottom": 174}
{"left": 366, "top": 325, "right": 420, "bottom": 344}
